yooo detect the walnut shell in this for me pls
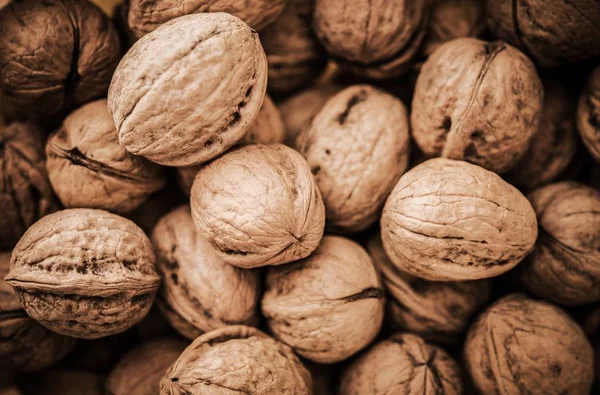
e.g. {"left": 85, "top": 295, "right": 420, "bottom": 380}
{"left": 108, "top": 13, "right": 268, "bottom": 166}
{"left": 262, "top": 236, "right": 384, "bottom": 363}
{"left": 46, "top": 100, "right": 165, "bottom": 214}
{"left": 190, "top": 144, "right": 325, "bottom": 269}
{"left": 18, "top": 369, "right": 105, "bottom": 395}
{"left": 0, "top": 0, "right": 121, "bottom": 119}
{"left": 381, "top": 158, "right": 538, "bottom": 281}
{"left": 464, "top": 294, "right": 594, "bottom": 395}
{"left": 6, "top": 208, "right": 161, "bottom": 339}
{"left": 577, "top": 66, "right": 600, "bottom": 163}
{"left": 296, "top": 85, "right": 410, "bottom": 232}
{"left": 340, "top": 333, "right": 462, "bottom": 395}
{"left": 411, "top": 38, "right": 543, "bottom": 174}
{"left": 160, "top": 325, "right": 313, "bottom": 394}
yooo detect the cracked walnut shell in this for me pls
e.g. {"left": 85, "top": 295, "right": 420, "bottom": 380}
{"left": 577, "top": 66, "right": 600, "bottom": 163}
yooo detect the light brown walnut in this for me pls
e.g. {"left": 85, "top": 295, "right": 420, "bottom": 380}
{"left": 577, "top": 66, "right": 600, "bottom": 163}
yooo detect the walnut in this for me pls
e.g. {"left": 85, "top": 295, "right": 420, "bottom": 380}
{"left": 381, "top": 158, "right": 538, "bottom": 281}
{"left": 366, "top": 233, "right": 492, "bottom": 345}
{"left": 107, "top": 338, "right": 188, "bottom": 395}
{"left": 313, "top": 0, "right": 430, "bottom": 79}
{"left": 18, "top": 369, "right": 105, "bottom": 395}
{"left": 5, "top": 208, "right": 161, "bottom": 339}
{"left": 339, "top": 333, "right": 462, "bottom": 395}
{"left": 0, "top": 122, "right": 59, "bottom": 250}
{"left": 295, "top": 85, "right": 410, "bottom": 233}
{"left": 190, "top": 144, "right": 325, "bottom": 269}
{"left": 577, "top": 66, "right": 600, "bottom": 163}
{"left": 464, "top": 294, "right": 594, "bottom": 395}
{"left": 486, "top": 0, "right": 600, "bottom": 68}
{"left": 160, "top": 326, "right": 313, "bottom": 394}
{"left": 411, "top": 38, "right": 543, "bottom": 174}
{"left": 0, "top": 0, "right": 121, "bottom": 120}
{"left": 108, "top": 13, "right": 268, "bottom": 166}
{"left": 261, "top": 236, "right": 384, "bottom": 363}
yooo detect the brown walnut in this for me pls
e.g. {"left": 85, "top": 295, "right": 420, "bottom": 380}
{"left": 577, "top": 66, "right": 600, "bottom": 163}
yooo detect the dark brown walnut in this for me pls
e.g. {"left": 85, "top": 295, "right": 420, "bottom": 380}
{"left": 160, "top": 326, "right": 313, "bottom": 394}
{"left": 46, "top": 100, "right": 165, "bottom": 214}
{"left": 0, "top": 0, "right": 121, "bottom": 120}
{"left": 191, "top": 144, "right": 325, "bottom": 269}
{"left": 6, "top": 208, "right": 161, "bottom": 339}
{"left": 18, "top": 369, "right": 104, "bottom": 395}
{"left": 411, "top": 38, "right": 543, "bottom": 174}
{"left": 464, "top": 294, "right": 594, "bottom": 395}
{"left": 340, "top": 333, "right": 462, "bottom": 395}
{"left": 516, "top": 182, "right": 600, "bottom": 305}
{"left": 367, "top": 233, "right": 492, "bottom": 345}
{"left": 381, "top": 158, "right": 538, "bottom": 281}
{"left": 577, "top": 66, "right": 600, "bottom": 163}
{"left": 108, "top": 13, "right": 268, "bottom": 166}
{"left": 486, "top": 0, "right": 600, "bottom": 68}
{"left": 313, "top": 0, "right": 430, "bottom": 79}
{"left": 296, "top": 85, "right": 410, "bottom": 233}
{"left": 262, "top": 236, "right": 384, "bottom": 363}
{"left": 0, "top": 122, "right": 59, "bottom": 250}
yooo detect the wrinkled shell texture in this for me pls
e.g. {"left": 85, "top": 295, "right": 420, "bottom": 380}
{"left": 381, "top": 158, "right": 538, "bottom": 281}
{"left": 486, "top": 0, "right": 600, "bottom": 67}
{"left": 464, "top": 294, "right": 594, "bottom": 395}
{"left": 191, "top": 144, "right": 325, "bottom": 268}
{"left": 0, "top": 122, "right": 59, "bottom": 250}
{"left": 577, "top": 66, "right": 600, "bottom": 163}
{"left": 0, "top": 0, "right": 121, "bottom": 119}
{"left": 108, "top": 13, "right": 268, "bottom": 166}
{"left": 151, "top": 205, "right": 260, "bottom": 339}
{"left": 20, "top": 369, "right": 105, "bottom": 395}
{"left": 160, "top": 326, "right": 312, "bottom": 394}
{"left": 6, "top": 209, "right": 160, "bottom": 339}
{"left": 411, "top": 38, "right": 543, "bottom": 174}
{"left": 517, "top": 182, "right": 600, "bottom": 306}
{"left": 340, "top": 333, "right": 462, "bottom": 395}
{"left": 296, "top": 85, "right": 410, "bottom": 232}
{"left": 46, "top": 100, "right": 165, "bottom": 214}
{"left": 262, "top": 236, "right": 384, "bottom": 363}
{"left": 367, "top": 234, "right": 491, "bottom": 345}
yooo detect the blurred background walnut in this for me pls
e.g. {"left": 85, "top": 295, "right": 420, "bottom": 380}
{"left": 577, "top": 66, "right": 600, "bottom": 163}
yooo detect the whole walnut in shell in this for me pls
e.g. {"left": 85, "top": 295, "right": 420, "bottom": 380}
{"left": 577, "top": 66, "right": 600, "bottom": 163}
{"left": 486, "top": 0, "right": 600, "bottom": 67}
{"left": 160, "top": 326, "right": 313, "bottom": 394}
{"left": 0, "top": 0, "right": 121, "bottom": 119}
{"left": 381, "top": 158, "right": 538, "bottom": 281}
{"left": 46, "top": 100, "right": 165, "bottom": 214}
{"left": 261, "top": 236, "right": 384, "bottom": 363}
{"left": 5, "top": 209, "right": 161, "bottom": 339}
{"left": 191, "top": 144, "right": 325, "bottom": 269}
{"left": 411, "top": 38, "right": 543, "bottom": 174}
{"left": 108, "top": 13, "right": 268, "bottom": 166}
{"left": 18, "top": 369, "right": 104, "bottom": 395}
{"left": 296, "top": 85, "right": 410, "bottom": 233}
{"left": 464, "top": 294, "right": 594, "bottom": 395}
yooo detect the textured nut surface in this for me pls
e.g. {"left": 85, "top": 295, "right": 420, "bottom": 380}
{"left": 19, "top": 369, "right": 105, "bottom": 395}
{"left": 160, "top": 325, "right": 313, "bottom": 394}
{"left": 6, "top": 208, "right": 161, "bottom": 339}
{"left": 108, "top": 13, "right": 268, "bottom": 166}
{"left": 340, "top": 333, "right": 462, "bottom": 395}
{"left": 411, "top": 38, "right": 543, "bottom": 174}
{"left": 191, "top": 144, "right": 325, "bottom": 268}
{"left": 296, "top": 85, "right": 410, "bottom": 232}
{"left": 262, "top": 236, "right": 384, "bottom": 363}
{"left": 464, "top": 294, "right": 594, "bottom": 395}
{"left": 381, "top": 158, "right": 538, "bottom": 281}
{"left": 46, "top": 100, "right": 165, "bottom": 214}
{"left": 577, "top": 66, "right": 600, "bottom": 163}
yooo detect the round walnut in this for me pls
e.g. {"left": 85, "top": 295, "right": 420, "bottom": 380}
{"left": 296, "top": 85, "right": 411, "bottom": 233}
{"left": 261, "top": 236, "right": 384, "bottom": 363}
{"left": 411, "top": 38, "right": 543, "bottom": 174}
{"left": 190, "top": 144, "right": 325, "bottom": 269}
{"left": 381, "top": 158, "right": 538, "bottom": 281}
{"left": 46, "top": 100, "right": 165, "bottom": 214}
{"left": 18, "top": 369, "right": 105, "bottom": 395}
{"left": 486, "top": 0, "right": 600, "bottom": 68}
{"left": 5, "top": 209, "right": 161, "bottom": 339}
{"left": 577, "top": 66, "right": 600, "bottom": 163}
{"left": 464, "top": 294, "right": 594, "bottom": 395}
{"left": 0, "top": 0, "right": 121, "bottom": 119}
{"left": 340, "top": 333, "right": 462, "bottom": 395}
{"left": 108, "top": 13, "right": 268, "bottom": 167}
{"left": 160, "top": 326, "right": 312, "bottom": 394}
{"left": 367, "top": 233, "right": 492, "bottom": 345}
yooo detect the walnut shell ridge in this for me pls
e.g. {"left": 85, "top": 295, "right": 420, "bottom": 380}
{"left": 577, "top": 66, "right": 600, "bottom": 163}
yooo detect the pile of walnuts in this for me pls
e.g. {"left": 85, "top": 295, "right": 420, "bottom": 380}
{"left": 1, "top": 0, "right": 600, "bottom": 394}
